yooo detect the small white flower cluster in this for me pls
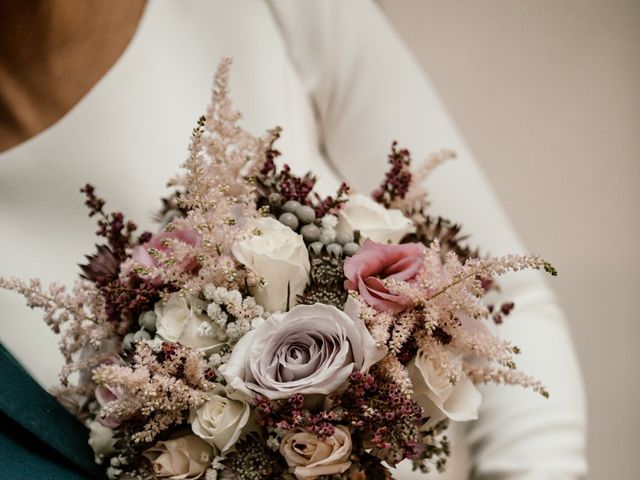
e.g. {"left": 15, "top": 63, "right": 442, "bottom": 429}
{"left": 202, "top": 284, "right": 265, "bottom": 343}
{"left": 105, "top": 454, "right": 130, "bottom": 479}
{"left": 207, "top": 350, "right": 231, "bottom": 370}
{"left": 321, "top": 214, "right": 339, "bottom": 231}
{"left": 204, "top": 455, "right": 227, "bottom": 480}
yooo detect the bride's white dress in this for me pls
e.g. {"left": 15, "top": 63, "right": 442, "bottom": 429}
{"left": 0, "top": 1, "right": 586, "bottom": 478}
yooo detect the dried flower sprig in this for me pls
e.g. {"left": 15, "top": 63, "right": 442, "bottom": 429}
{"left": 141, "top": 59, "right": 279, "bottom": 294}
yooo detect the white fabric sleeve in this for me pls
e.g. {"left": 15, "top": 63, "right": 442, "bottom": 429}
{"left": 266, "top": 1, "right": 588, "bottom": 478}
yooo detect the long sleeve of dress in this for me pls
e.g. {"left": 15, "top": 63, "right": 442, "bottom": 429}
{"left": 266, "top": 1, "right": 588, "bottom": 478}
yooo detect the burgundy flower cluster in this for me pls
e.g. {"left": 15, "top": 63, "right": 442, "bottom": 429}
{"left": 79, "top": 185, "right": 172, "bottom": 334}
{"left": 372, "top": 141, "right": 413, "bottom": 208}
{"left": 337, "top": 372, "right": 424, "bottom": 464}
{"left": 255, "top": 370, "right": 426, "bottom": 468}
{"left": 255, "top": 393, "right": 339, "bottom": 439}
{"left": 256, "top": 136, "right": 350, "bottom": 217}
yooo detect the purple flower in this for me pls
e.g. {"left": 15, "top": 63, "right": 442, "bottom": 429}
{"left": 221, "top": 301, "right": 386, "bottom": 400}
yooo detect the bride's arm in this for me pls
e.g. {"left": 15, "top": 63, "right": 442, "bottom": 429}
{"left": 267, "top": 0, "right": 587, "bottom": 478}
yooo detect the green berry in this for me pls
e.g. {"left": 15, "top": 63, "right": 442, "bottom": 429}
{"left": 335, "top": 231, "right": 353, "bottom": 246}
{"left": 133, "top": 329, "right": 151, "bottom": 342}
{"left": 138, "top": 311, "right": 157, "bottom": 333}
{"left": 319, "top": 229, "right": 336, "bottom": 245}
{"left": 295, "top": 205, "right": 316, "bottom": 224}
{"left": 279, "top": 212, "right": 299, "bottom": 230}
{"left": 300, "top": 224, "right": 321, "bottom": 243}
{"left": 268, "top": 193, "right": 282, "bottom": 207}
{"left": 326, "top": 243, "right": 343, "bottom": 257}
{"left": 343, "top": 242, "right": 360, "bottom": 256}
{"left": 122, "top": 333, "right": 136, "bottom": 351}
{"left": 309, "top": 241, "right": 324, "bottom": 256}
{"left": 282, "top": 200, "right": 301, "bottom": 213}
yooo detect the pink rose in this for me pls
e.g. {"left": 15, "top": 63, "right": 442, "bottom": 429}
{"left": 343, "top": 239, "right": 424, "bottom": 313}
{"left": 95, "top": 385, "right": 125, "bottom": 428}
{"left": 131, "top": 229, "right": 201, "bottom": 271}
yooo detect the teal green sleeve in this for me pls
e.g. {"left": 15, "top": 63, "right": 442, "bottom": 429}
{"left": 0, "top": 343, "right": 105, "bottom": 479}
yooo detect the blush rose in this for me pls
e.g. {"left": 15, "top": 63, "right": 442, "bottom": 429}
{"left": 280, "top": 426, "right": 353, "bottom": 479}
{"left": 131, "top": 228, "right": 201, "bottom": 271}
{"left": 143, "top": 433, "right": 214, "bottom": 480}
{"left": 343, "top": 239, "right": 424, "bottom": 313}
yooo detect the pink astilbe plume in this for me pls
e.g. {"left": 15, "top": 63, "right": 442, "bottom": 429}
{"left": 0, "top": 277, "right": 111, "bottom": 385}
{"left": 92, "top": 341, "right": 213, "bottom": 444}
{"left": 133, "top": 59, "right": 277, "bottom": 294}
{"left": 380, "top": 240, "right": 556, "bottom": 395}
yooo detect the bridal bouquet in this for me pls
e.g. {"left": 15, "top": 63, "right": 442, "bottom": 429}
{"left": 1, "top": 60, "right": 554, "bottom": 480}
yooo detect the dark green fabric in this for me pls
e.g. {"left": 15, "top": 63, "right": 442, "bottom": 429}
{"left": 0, "top": 343, "right": 105, "bottom": 479}
{"left": 0, "top": 412, "right": 89, "bottom": 479}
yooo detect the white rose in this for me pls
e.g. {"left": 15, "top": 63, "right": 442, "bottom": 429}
{"left": 190, "top": 385, "right": 252, "bottom": 453}
{"left": 155, "top": 293, "right": 226, "bottom": 352}
{"left": 337, "top": 193, "right": 415, "bottom": 244}
{"left": 408, "top": 352, "right": 481, "bottom": 422}
{"left": 88, "top": 420, "right": 117, "bottom": 463}
{"left": 231, "top": 217, "right": 310, "bottom": 312}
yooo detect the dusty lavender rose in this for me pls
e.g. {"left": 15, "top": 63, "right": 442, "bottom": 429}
{"left": 221, "top": 301, "right": 386, "bottom": 400}
{"left": 344, "top": 239, "right": 424, "bottom": 313}
{"left": 280, "top": 426, "right": 352, "bottom": 479}
{"left": 142, "top": 433, "right": 214, "bottom": 480}
{"left": 131, "top": 228, "right": 201, "bottom": 271}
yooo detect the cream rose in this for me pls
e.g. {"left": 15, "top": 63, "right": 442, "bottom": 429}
{"left": 280, "top": 426, "right": 352, "bottom": 479}
{"left": 231, "top": 216, "right": 310, "bottom": 312}
{"left": 190, "top": 385, "right": 251, "bottom": 453}
{"left": 408, "top": 352, "right": 481, "bottom": 422}
{"left": 336, "top": 193, "right": 415, "bottom": 244}
{"left": 155, "top": 293, "right": 226, "bottom": 352}
{"left": 87, "top": 420, "right": 117, "bottom": 463}
{"left": 143, "top": 433, "right": 214, "bottom": 480}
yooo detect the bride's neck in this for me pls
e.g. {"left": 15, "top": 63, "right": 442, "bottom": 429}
{"left": 0, "top": 0, "right": 147, "bottom": 152}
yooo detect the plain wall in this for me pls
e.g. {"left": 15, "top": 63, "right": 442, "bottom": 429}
{"left": 380, "top": 1, "right": 640, "bottom": 479}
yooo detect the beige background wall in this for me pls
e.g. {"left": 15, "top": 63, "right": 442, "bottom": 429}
{"left": 380, "top": 1, "right": 639, "bottom": 479}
